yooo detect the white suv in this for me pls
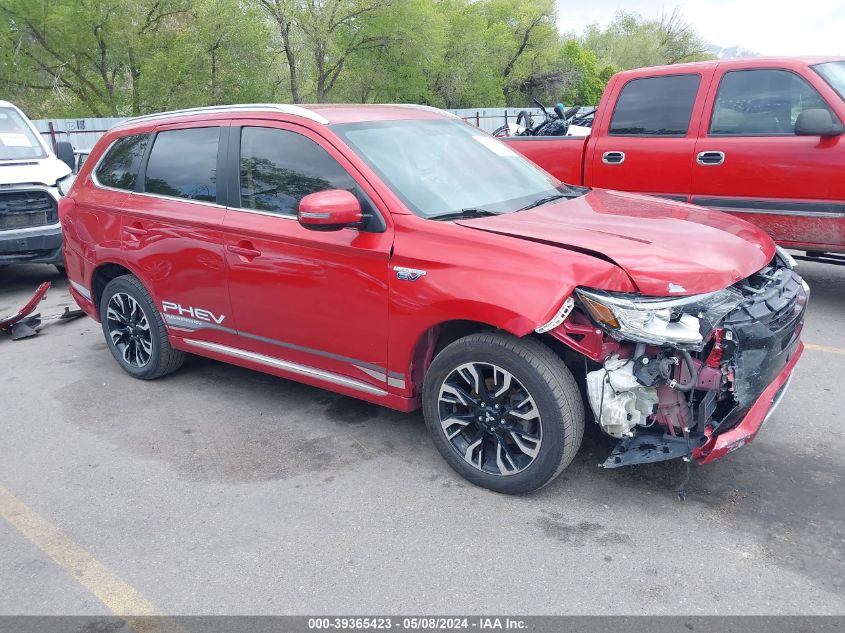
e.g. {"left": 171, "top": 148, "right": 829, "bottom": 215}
{"left": 0, "top": 100, "right": 75, "bottom": 269}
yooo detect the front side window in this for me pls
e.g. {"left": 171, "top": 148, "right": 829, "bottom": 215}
{"left": 144, "top": 127, "right": 219, "bottom": 202}
{"left": 333, "top": 119, "right": 570, "bottom": 218}
{"left": 239, "top": 127, "right": 356, "bottom": 216}
{"left": 609, "top": 74, "right": 701, "bottom": 136}
{"left": 710, "top": 69, "right": 834, "bottom": 136}
{"left": 0, "top": 107, "right": 47, "bottom": 160}
{"left": 814, "top": 61, "right": 845, "bottom": 101}
{"left": 95, "top": 134, "right": 148, "bottom": 190}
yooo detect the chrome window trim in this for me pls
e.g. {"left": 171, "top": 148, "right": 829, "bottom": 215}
{"left": 225, "top": 205, "right": 297, "bottom": 220}
{"left": 91, "top": 134, "right": 227, "bottom": 209}
{"left": 131, "top": 189, "right": 227, "bottom": 210}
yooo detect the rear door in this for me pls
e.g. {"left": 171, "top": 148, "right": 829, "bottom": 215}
{"left": 588, "top": 70, "right": 714, "bottom": 201}
{"left": 221, "top": 120, "right": 393, "bottom": 394}
{"left": 692, "top": 64, "right": 845, "bottom": 251}
{"left": 121, "top": 121, "right": 236, "bottom": 346}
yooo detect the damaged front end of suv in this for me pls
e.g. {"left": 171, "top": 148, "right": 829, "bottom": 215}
{"left": 547, "top": 248, "right": 808, "bottom": 469}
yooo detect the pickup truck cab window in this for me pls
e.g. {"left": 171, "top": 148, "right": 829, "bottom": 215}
{"left": 94, "top": 134, "right": 148, "bottom": 190}
{"left": 238, "top": 126, "right": 356, "bottom": 217}
{"left": 814, "top": 61, "right": 845, "bottom": 101}
{"left": 609, "top": 74, "right": 701, "bottom": 136}
{"left": 144, "top": 127, "right": 220, "bottom": 202}
{"left": 334, "top": 118, "right": 566, "bottom": 218}
{"left": 710, "top": 69, "right": 835, "bottom": 136}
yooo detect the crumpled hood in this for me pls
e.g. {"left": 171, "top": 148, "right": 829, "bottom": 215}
{"left": 455, "top": 189, "right": 776, "bottom": 296}
{"left": 0, "top": 156, "right": 70, "bottom": 188}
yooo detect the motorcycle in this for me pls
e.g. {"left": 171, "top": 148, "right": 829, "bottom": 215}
{"left": 492, "top": 98, "right": 595, "bottom": 138}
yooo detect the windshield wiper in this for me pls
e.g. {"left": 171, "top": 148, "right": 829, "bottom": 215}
{"left": 429, "top": 208, "right": 503, "bottom": 221}
{"left": 517, "top": 193, "right": 576, "bottom": 211}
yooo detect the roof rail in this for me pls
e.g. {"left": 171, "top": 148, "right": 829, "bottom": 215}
{"left": 383, "top": 104, "right": 460, "bottom": 119}
{"left": 114, "top": 104, "right": 329, "bottom": 128}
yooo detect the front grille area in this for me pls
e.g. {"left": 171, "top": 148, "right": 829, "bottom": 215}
{"left": 717, "top": 260, "right": 806, "bottom": 428}
{"left": 0, "top": 190, "right": 57, "bottom": 230}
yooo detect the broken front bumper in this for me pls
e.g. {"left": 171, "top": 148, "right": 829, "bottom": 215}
{"left": 693, "top": 339, "right": 802, "bottom": 464}
{"left": 593, "top": 260, "right": 807, "bottom": 469}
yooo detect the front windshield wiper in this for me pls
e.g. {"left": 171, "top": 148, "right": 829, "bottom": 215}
{"left": 429, "top": 208, "right": 504, "bottom": 221}
{"left": 517, "top": 193, "right": 577, "bottom": 211}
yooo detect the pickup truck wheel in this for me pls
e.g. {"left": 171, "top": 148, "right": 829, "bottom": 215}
{"left": 99, "top": 275, "right": 185, "bottom": 380}
{"left": 423, "top": 332, "right": 584, "bottom": 494}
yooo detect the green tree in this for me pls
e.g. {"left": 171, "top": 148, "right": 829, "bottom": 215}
{"left": 582, "top": 9, "right": 711, "bottom": 72}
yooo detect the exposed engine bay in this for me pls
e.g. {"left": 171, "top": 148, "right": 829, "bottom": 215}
{"left": 556, "top": 251, "right": 808, "bottom": 469}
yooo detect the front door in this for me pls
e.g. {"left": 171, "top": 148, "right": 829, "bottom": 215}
{"left": 588, "top": 71, "right": 712, "bottom": 201}
{"left": 692, "top": 66, "right": 845, "bottom": 251}
{"left": 222, "top": 121, "right": 393, "bottom": 394}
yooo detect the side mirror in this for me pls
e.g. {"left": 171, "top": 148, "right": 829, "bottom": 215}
{"left": 57, "top": 174, "right": 76, "bottom": 196}
{"left": 298, "top": 189, "right": 362, "bottom": 231}
{"left": 55, "top": 140, "right": 76, "bottom": 170}
{"left": 795, "top": 108, "right": 845, "bottom": 137}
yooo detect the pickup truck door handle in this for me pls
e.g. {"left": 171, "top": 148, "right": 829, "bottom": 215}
{"left": 123, "top": 224, "right": 148, "bottom": 237}
{"left": 697, "top": 151, "right": 725, "bottom": 166}
{"left": 227, "top": 242, "right": 262, "bottom": 261}
{"left": 602, "top": 151, "right": 625, "bottom": 165}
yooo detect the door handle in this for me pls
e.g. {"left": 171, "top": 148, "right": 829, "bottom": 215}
{"left": 124, "top": 224, "right": 148, "bottom": 237}
{"left": 697, "top": 151, "right": 725, "bottom": 166}
{"left": 602, "top": 151, "right": 625, "bottom": 165}
{"left": 227, "top": 242, "right": 262, "bottom": 260}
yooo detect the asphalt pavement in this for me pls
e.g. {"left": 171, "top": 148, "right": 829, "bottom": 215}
{"left": 0, "top": 259, "right": 843, "bottom": 615}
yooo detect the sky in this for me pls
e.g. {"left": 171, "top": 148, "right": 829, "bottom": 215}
{"left": 556, "top": 0, "right": 845, "bottom": 57}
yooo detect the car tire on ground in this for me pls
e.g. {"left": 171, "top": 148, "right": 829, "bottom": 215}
{"left": 422, "top": 332, "right": 584, "bottom": 494}
{"left": 99, "top": 275, "right": 185, "bottom": 380}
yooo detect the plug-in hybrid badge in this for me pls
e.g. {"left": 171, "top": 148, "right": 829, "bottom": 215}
{"left": 394, "top": 266, "right": 426, "bottom": 282}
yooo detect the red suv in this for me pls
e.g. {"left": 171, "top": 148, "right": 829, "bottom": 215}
{"left": 60, "top": 104, "right": 808, "bottom": 494}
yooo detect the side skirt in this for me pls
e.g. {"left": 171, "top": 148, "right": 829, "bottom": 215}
{"left": 170, "top": 337, "right": 420, "bottom": 413}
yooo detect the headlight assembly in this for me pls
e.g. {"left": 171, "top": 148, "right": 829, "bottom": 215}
{"left": 575, "top": 287, "right": 744, "bottom": 348}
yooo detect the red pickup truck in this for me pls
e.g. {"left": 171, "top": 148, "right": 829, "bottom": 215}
{"left": 504, "top": 57, "right": 845, "bottom": 256}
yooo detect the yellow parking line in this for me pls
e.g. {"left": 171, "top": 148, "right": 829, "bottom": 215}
{"left": 0, "top": 484, "right": 180, "bottom": 633}
{"left": 805, "top": 343, "right": 845, "bottom": 355}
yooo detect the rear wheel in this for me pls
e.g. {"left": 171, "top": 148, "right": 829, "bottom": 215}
{"left": 99, "top": 275, "right": 185, "bottom": 380}
{"left": 422, "top": 332, "right": 584, "bottom": 494}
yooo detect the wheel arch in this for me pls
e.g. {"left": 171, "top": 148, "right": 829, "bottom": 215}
{"left": 90, "top": 259, "right": 151, "bottom": 315}
{"left": 401, "top": 312, "right": 534, "bottom": 402}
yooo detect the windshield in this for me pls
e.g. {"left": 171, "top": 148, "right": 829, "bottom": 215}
{"left": 333, "top": 119, "right": 569, "bottom": 218}
{"left": 0, "top": 107, "right": 46, "bottom": 161}
{"left": 813, "top": 61, "right": 845, "bottom": 101}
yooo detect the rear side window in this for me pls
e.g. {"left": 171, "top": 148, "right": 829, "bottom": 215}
{"left": 710, "top": 69, "right": 835, "bottom": 136}
{"left": 609, "top": 74, "right": 701, "bottom": 136}
{"left": 144, "top": 127, "right": 219, "bottom": 202}
{"left": 239, "top": 127, "right": 356, "bottom": 216}
{"left": 95, "top": 134, "right": 148, "bottom": 190}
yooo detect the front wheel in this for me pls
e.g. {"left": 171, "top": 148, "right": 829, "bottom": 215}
{"left": 422, "top": 332, "right": 584, "bottom": 494}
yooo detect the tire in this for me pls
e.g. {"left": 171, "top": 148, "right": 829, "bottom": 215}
{"left": 99, "top": 275, "right": 185, "bottom": 380}
{"left": 55, "top": 265, "right": 66, "bottom": 275}
{"left": 422, "top": 332, "right": 584, "bottom": 494}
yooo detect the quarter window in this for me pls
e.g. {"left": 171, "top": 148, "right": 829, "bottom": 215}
{"left": 609, "top": 74, "right": 701, "bottom": 136}
{"left": 710, "top": 69, "right": 834, "bottom": 136}
{"left": 95, "top": 134, "right": 148, "bottom": 190}
{"left": 144, "top": 127, "right": 219, "bottom": 202}
{"left": 239, "top": 127, "right": 356, "bottom": 216}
